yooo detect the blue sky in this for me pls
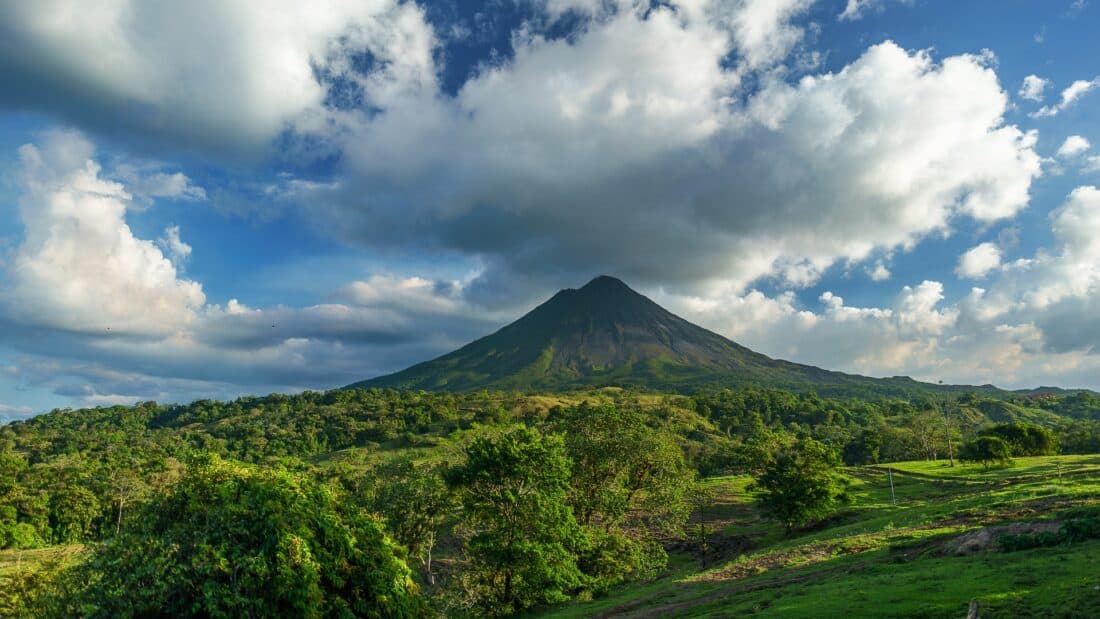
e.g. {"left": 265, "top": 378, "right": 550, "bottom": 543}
{"left": 1, "top": 0, "right": 1100, "bottom": 418}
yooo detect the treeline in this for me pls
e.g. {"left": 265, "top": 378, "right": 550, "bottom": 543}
{"left": 5, "top": 387, "right": 1100, "bottom": 550}
{"left": 2, "top": 387, "right": 1100, "bottom": 615}
{"left": 4, "top": 403, "right": 696, "bottom": 616}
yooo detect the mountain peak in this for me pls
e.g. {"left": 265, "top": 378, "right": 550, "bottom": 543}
{"left": 350, "top": 276, "right": 968, "bottom": 398}
{"left": 579, "top": 274, "right": 632, "bottom": 292}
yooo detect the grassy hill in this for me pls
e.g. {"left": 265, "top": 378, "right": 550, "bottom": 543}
{"left": 539, "top": 456, "right": 1100, "bottom": 618}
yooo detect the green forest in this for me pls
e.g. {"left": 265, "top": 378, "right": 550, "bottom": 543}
{"left": 4, "top": 387, "right": 1100, "bottom": 616}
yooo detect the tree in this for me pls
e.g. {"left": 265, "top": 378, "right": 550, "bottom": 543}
{"left": 959, "top": 436, "right": 1014, "bottom": 468}
{"left": 753, "top": 438, "right": 849, "bottom": 534}
{"left": 556, "top": 404, "right": 695, "bottom": 589}
{"left": 48, "top": 484, "right": 99, "bottom": 543}
{"left": 370, "top": 458, "right": 455, "bottom": 585}
{"left": 447, "top": 428, "right": 585, "bottom": 615}
{"left": 843, "top": 428, "right": 882, "bottom": 465}
{"left": 558, "top": 404, "right": 694, "bottom": 532}
{"left": 53, "top": 454, "right": 424, "bottom": 618}
{"left": 908, "top": 410, "right": 943, "bottom": 461}
{"left": 981, "top": 423, "right": 1057, "bottom": 457}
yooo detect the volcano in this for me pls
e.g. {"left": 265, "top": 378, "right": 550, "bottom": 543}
{"left": 350, "top": 275, "right": 996, "bottom": 397}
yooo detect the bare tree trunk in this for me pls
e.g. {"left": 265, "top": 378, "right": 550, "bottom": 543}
{"left": 942, "top": 403, "right": 955, "bottom": 467}
{"left": 425, "top": 532, "right": 435, "bottom": 586}
{"left": 966, "top": 600, "right": 980, "bottom": 619}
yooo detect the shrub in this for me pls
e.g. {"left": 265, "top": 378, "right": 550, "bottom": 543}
{"left": 50, "top": 454, "right": 424, "bottom": 618}
{"left": 959, "top": 436, "right": 1013, "bottom": 468}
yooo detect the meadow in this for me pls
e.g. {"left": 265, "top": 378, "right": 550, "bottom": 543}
{"left": 540, "top": 455, "right": 1100, "bottom": 618}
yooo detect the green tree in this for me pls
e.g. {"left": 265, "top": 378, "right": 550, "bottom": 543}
{"left": 981, "top": 423, "right": 1057, "bottom": 456}
{"left": 842, "top": 428, "right": 882, "bottom": 465}
{"left": 53, "top": 454, "right": 423, "bottom": 618}
{"left": 753, "top": 438, "right": 849, "bottom": 534}
{"left": 370, "top": 459, "right": 455, "bottom": 585}
{"left": 559, "top": 404, "right": 694, "bottom": 533}
{"left": 48, "top": 485, "right": 99, "bottom": 543}
{"left": 556, "top": 404, "right": 694, "bottom": 589}
{"left": 447, "top": 428, "right": 584, "bottom": 615}
{"left": 959, "top": 436, "right": 1014, "bottom": 468}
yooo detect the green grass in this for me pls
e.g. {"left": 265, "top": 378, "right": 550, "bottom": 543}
{"left": 537, "top": 456, "right": 1100, "bottom": 618}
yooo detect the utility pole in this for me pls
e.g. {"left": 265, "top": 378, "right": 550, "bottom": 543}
{"left": 888, "top": 466, "right": 896, "bottom": 506}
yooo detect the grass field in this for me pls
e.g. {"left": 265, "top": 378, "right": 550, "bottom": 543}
{"left": 537, "top": 456, "right": 1100, "bottom": 618}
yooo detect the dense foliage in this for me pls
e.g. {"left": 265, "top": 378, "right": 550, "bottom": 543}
{"left": 2, "top": 386, "right": 1100, "bottom": 615}
{"left": 50, "top": 454, "right": 423, "bottom": 618}
{"left": 752, "top": 438, "right": 849, "bottom": 533}
{"left": 447, "top": 428, "right": 585, "bottom": 615}
{"left": 959, "top": 436, "right": 1014, "bottom": 468}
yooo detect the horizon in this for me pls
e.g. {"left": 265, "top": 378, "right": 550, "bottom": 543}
{"left": 2, "top": 1, "right": 1100, "bottom": 418}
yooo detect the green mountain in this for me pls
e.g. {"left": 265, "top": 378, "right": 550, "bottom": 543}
{"left": 350, "top": 276, "right": 1028, "bottom": 397}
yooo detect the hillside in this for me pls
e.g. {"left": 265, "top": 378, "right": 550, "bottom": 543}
{"left": 352, "top": 276, "right": 1028, "bottom": 398}
{"left": 539, "top": 456, "right": 1100, "bottom": 618}
{"left": 5, "top": 388, "right": 1100, "bottom": 617}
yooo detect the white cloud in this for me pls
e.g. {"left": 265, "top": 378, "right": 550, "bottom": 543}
{"left": 1032, "top": 77, "right": 1100, "bottom": 118}
{"left": 340, "top": 275, "right": 467, "bottom": 314}
{"left": 1018, "top": 74, "right": 1050, "bottom": 101}
{"left": 0, "top": 131, "right": 503, "bottom": 404}
{"left": 658, "top": 274, "right": 1100, "bottom": 390}
{"left": 723, "top": 0, "right": 816, "bottom": 71}
{"left": 112, "top": 165, "right": 207, "bottom": 202}
{"left": 867, "top": 261, "right": 892, "bottom": 281}
{"left": 0, "top": 0, "right": 437, "bottom": 153}
{"left": 981, "top": 186, "right": 1100, "bottom": 310}
{"left": 1057, "top": 135, "right": 1091, "bottom": 158}
{"left": 158, "top": 225, "right": 192, "bottom": 264}
{"left": 956, "top": 242, "right": 1003, "bottom": 279}
{"left": 7, "top": 129, "right": 206, "bottom": 336}
{"left": 313, "top": 31, "right": 1039, "bottom": 298}
{"left": 838, "top": 0, "right": 912, "bottom": 21}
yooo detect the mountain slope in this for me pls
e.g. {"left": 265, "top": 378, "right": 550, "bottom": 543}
{"left": 351, "top": 276, "right": 1034, "bottom": 397}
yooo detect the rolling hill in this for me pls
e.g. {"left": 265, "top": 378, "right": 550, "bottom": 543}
{"left": 350, "top": 275, "right": 1029, "bottom": 398}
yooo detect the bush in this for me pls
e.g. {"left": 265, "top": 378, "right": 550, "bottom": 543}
{"left": 1060, "top": 516, "right": 1100, "bottom": 543}
{"left": 997, "top": 531, "right": 1061, "bottom": 552}
{"left": 980, "top": 423, "right": 1058, "bottom": 457}
{"left": 997, "top": 516, "right": 1100, "bottom": 552}
{"left": 49, "top": 454, "right": 424, "bottom": 618}
{"left": 959, "top": 436, "right": 1013, "bottom": 468}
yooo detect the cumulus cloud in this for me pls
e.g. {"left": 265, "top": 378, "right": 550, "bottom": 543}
{"left": 658, "top": 276, "right": 1097, "bottom": 390}
{"left": 1057, "top": 135, "right": 1091, "bottom": 158}
{"left": 158, "top": 226, "right": 192, "bottom": 265}
{"left": 1032, "top": 77, "right": 1100, "bottom": 118}
{"left": 6, "top": 129, "right": 206, "bottom": 336}
{"left": 956, "top": 243, "right": 1003, "bottom": 279}
{"left": 656, "top": 183, "right": 1100, "bottom": 389}
{"left": 0, "top": 131, "right": 502, "bottom": 407}
{"left": 954, "top": 187, "right": 1100, "bottom": 356}
{"left": 0, "top": 0, "right": 436, "bottom": 154}
{"left": 306, "top": 20, "right": 1039, "bottom": 301}
{"left": 868, "top": 261, "right": 892, "bottom": 281}
{"left": 6, "top": 1, "right": 1097, "bottom": 406}
{"left": 1018, "top": 74, "right": 1050, "bottom": 101}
